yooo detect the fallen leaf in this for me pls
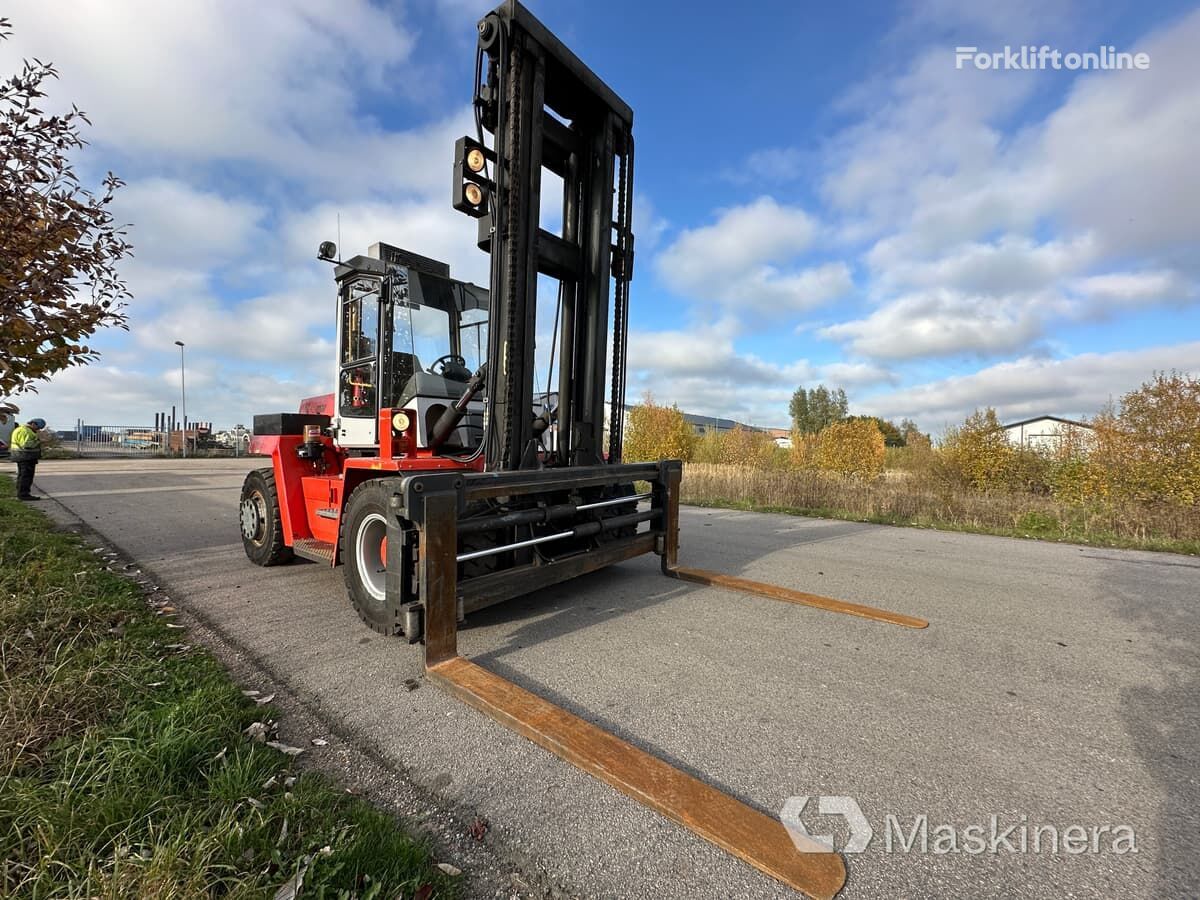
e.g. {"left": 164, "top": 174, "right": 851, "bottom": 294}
{"left": 469, "top": 816, "right": 488, "bottom": 841}
{"left": 272, "top": 866, "right": 307, "bottom": 900}
{"left": 413, "top": 885, "right": 433, "bottom": 900}
{"left": 436, "top": 862, "right": 461, "bottom": 877}
{"left": 311, "top": 737, "right": 328, "bottom": 747}
{"left": 266, "top": 740, "right": 305, "bottom": 757}
{"left": 242, "top": 690, "right": 261, "bottom": 698}
{"left": 254, "top": 693, "right": 276, "bottom": 705}
{"left": 244, "top": 722, "right": 269, "bottom": 743}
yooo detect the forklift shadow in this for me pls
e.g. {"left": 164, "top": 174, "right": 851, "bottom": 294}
{"left": 462, "top": 558, "right": 681, "bottom": 659}
{"left": 461, "top": 510, "right": 883, "bottom": 660}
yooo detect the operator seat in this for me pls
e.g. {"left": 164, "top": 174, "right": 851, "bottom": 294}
{"left": 391, "top": 352, "right": 421, "bottom": 400}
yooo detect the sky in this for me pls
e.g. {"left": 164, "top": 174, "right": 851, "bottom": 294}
{"left": 5, "top": 0, "right": 1199, "bottom": 436}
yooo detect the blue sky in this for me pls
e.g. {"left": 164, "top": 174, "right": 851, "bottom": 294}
{"left": 7, "top": 0, "right": 1199, "bottom": 435}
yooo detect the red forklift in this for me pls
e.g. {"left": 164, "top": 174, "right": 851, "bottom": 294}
{"left": 240, "top": 4, "right": 925, "bottom": 896}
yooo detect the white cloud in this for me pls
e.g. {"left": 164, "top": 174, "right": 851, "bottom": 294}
{"left": 655, "top": 198, "right": 848, "bottom": 315}
{"left": 817, "top": 361, "right": 898, "bottom": 388}
{"left": 867, "top": 234, "right": 1097, "bottom": 296}
{"left": 625, "top": 326, "right": 815, "bottom": 425}
{"left": 282, "top": 199, "right": 492, "bottom": 287}
{"left": 4, "top": 0, "right": 416, "bottom": 180}
{"left": 808, "top": 8, "right": 1200, "bottom": 366}
{"left": 1071, "top": 270, "right": 1193, "bottom": 308}
{"left": 114, "top": 178, "right": 268, "bottom": 266}
{"left": 820, "top": 288, "right": 1055, "bottom": 359}
{"left": 133, "top": 284, "right": 334, "bottom": 369}
{"left": 858, "top": 341, "right": 1200, "bottom": 433}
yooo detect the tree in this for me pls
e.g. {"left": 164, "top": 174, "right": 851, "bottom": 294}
{"left": 790, "top": 384, "right": 848, "bottom": 434}
{"left": 712, "top": 424, "right": 779, "bottom": 468}
{"left": 623, "top": 394, "right": 697, "bottom": 462}
{"left": 0, "top": 18, "right": 132, "bottom": 415}
{"left": 941, "top": 408, "right": 1015, "bottom": 491}
{"left": 899, "top": 418, "right": 930, "bottom": 448}
{"left": 813, "top": 418, "right": 886, "bottom": 478}
{"left": 1089, "top": 372, "right": 1200, "bottom": 505}
{"left": 846, "top": 415, "right": 904, "bottom": 447}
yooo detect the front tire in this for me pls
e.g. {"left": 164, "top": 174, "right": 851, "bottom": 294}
{"left": 342, "top": 479, "right": 402, "bottom": 635}
{"left": 240, "top": 468, "right": 293, "bottom": 566}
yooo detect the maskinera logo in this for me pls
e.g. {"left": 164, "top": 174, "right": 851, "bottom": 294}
{"left": 779, "top": 796, "right": 1138, "bottom": 855}
{"left": 780, "top": 796, "right": 873, "bottom": 854}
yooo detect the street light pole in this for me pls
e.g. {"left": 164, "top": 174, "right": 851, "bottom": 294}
{"left": 174, "top": 340, "right": 187, "bottom": 459}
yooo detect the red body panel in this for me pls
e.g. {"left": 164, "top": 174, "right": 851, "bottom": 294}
{"left": 257, "top": 407, "right": 483, "bottom": 564}
{"left": 299, "top": 394, "right": 335, "bottom": 416}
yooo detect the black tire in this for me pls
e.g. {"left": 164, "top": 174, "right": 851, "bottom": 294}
{"left": 240, "top": 468, "right": 293, "bottom": 566}
{"left": 341, "top": 479, "right": 402, "bottom": 635}
{"left": 599, "top": 482, "right": 638, "bottom": 540}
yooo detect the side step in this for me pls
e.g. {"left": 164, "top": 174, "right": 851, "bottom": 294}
{"left": 293, "top": 538, "right": 336, "bottom": 565}
{"left": 429, "top": 656, "right": 846, "bottom": 899}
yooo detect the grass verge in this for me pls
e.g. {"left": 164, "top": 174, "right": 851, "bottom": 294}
{"left": 0, "top": 476, "right": 458, "bottom": 898}
{"left": 680, "top": 464, "right": 1200, "bottom": 555}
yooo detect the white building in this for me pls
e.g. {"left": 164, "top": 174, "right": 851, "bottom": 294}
{"left": 1002, "top": 415, "right": 1092, "bottom": 450}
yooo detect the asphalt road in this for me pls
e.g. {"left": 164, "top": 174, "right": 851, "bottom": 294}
{"left": 16, "top": 458, "right": 1200, "bottom": 899}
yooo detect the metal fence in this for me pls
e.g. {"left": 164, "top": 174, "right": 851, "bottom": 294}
{"left": 56, "top": 422, "right": 249, "bottom": 458}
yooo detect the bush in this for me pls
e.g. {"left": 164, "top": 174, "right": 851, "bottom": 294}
{"left": 717, "top": 425, "right": 779, "bottom": 468}
{"left": 623, "top": 395, "right": 696, "bottom": 462}
{"left": 790, "top": 430, "right": 819, "bottom": 470}
{"left": 689, "top": 425, "right": 779, "bottom": 468}
{"left": 693, "top": 429, "right": 724, "bottom": 464}
{"left": 940, "top": 408, "right": 1014, "bottom": 490}
{"left": 1077, "top": 373, "right": 1200, "bottom": 506}
{"left": 813, "top": 418, "right": 886, "bottom": 478}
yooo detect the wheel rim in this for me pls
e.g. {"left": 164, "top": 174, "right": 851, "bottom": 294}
{"left": 354, "top": 512, "right": 388, "bottom": 605}
{"left": 241, "top": 492, "right": 268, "bottom": 544}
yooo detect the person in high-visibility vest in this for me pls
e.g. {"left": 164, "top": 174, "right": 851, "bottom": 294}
{"left": 10, "top": 418, "right": 46, "bottom": 501}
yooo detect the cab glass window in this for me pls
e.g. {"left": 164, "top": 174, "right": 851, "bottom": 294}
{"left": 341, "top": 279, "right": 380, "bottom": 364}
{"left": 339, "top": 362, "right": 376, "bottom": 417}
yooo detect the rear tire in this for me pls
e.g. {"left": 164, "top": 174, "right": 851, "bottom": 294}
{"left": 240, "top": 468, "right": 293, "bottom": 566}
{"left": 342, "top": 479, "right": 402, "bottom": 635}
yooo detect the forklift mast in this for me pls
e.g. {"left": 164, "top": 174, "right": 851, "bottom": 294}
{"left": 455, "top": 0, "right": 634, "bottom": 471}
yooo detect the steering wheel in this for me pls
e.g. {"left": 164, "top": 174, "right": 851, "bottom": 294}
{"left": 429, "top": 354, "right": 470, "bottom": 380}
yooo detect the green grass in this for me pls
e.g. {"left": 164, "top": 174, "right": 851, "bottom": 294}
{"left": 0, "top": 476, "right": 458, "bottom": 899}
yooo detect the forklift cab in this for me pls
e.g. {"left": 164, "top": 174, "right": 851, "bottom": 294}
{"left": 333, "top": 242, "right": 488, "bottom": 452}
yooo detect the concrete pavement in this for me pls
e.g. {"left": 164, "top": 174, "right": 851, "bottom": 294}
{"left": 16, "top": 457, "right": 1200, "bottom": 899}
